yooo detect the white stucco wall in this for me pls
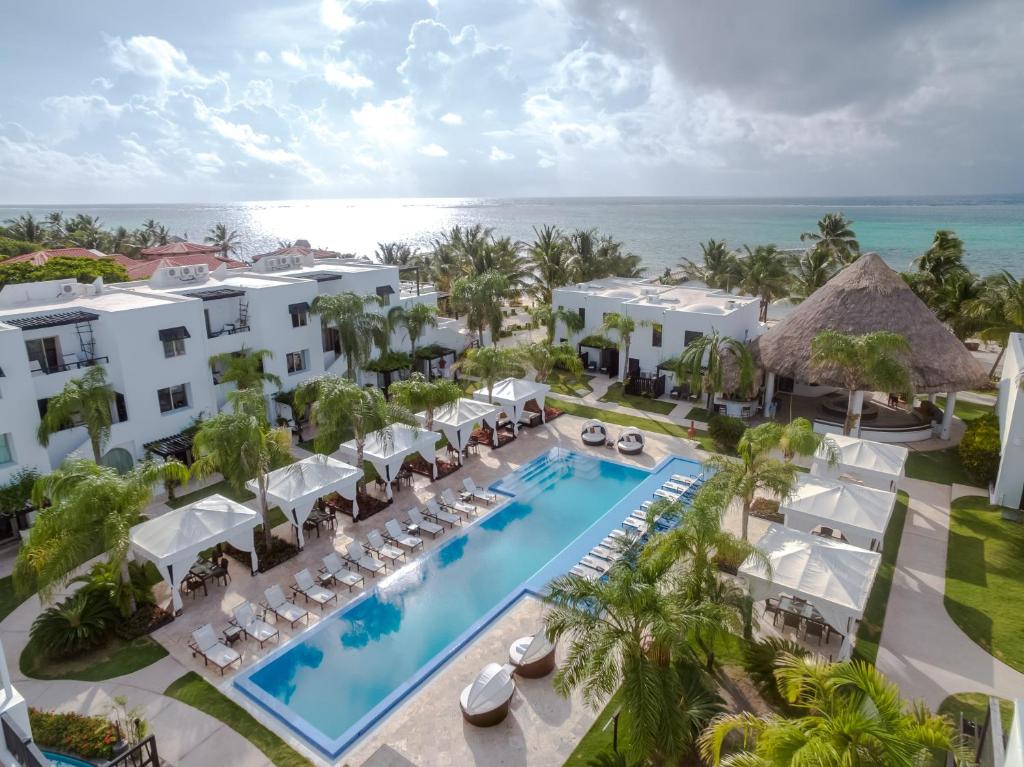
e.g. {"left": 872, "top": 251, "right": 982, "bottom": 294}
{"left": 993, "top": 333, "right": 1024, "bottom": 509}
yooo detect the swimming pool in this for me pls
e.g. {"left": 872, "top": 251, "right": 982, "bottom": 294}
{"left": 236, "top": 449, "right": 693, "bottom": 759}
{"left": 42, "top": 752, "right": 94, "bottom": 767}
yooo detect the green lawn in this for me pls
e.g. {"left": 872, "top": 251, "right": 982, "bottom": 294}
{"left": 599, "top": 382, "right": 677, "bottom": 416}
{"left": 564, "top": 690, "right": 626, "bottom": 766}
{"left": 0, "top": 576, "right": 28, "bottom": 624}
{"left": 164, "top": 672, "right": 312, "bottom": 767}
{"left": 905, "top": 447, "right": 980, "bottom": 487}
{"left": 854, "top": 491, "right": 910, "bottom": 664}
{"left": 548, "top": 371, "right": 595, "bottom": 398}
{"left": 945, "top": 495, "right": 1024, "bottom": 673}
{"left": 684, "top": 407, "right": 714, "bottom": 423}
{"left": 167, "top": 478, "right": 255, "bottom": 509}
{"left": 21, "top": 635, "right": 167, "bottom": 681}
{"left": 938, "top": 692, "right": 1014, "bottom": 732}
{"left": 935, "top": 396, "right": 994, "bottom": 422}
{"left": 548, "top": 397, "right": 717, "bottom": 454}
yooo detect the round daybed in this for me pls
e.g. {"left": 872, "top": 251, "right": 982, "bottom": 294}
{"left": 459, "top": 663, "right": 516, "bottom": 727}
{"left": 617, "top": 427, "right": 645, "bottom": 455}
{"left": 581, "top": 420, "right": 608, "bottom": 446}
{"left": 508, "top": 632, "right": 557, "bottom": 678}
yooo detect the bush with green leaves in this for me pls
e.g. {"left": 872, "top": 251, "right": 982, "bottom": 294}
{"left": 0, "top": 468, "right": 39, "bottom": 514}
{"left": 29, "top": 708, "right": 118, "bottom": 759}
{"left": 742, "top": 637, "right": 809, "bottom": 706}
{"left": 74, "top": 560, "right": 157, "bottom": 619}
{"left": 30, "top": 590, "right": 119, "bottom": 658}
{"left": 958, "top": 413, "right": 1001, "bottom": 485}
{"left": 707, "top": 414, "right": 746, "bottom": 452}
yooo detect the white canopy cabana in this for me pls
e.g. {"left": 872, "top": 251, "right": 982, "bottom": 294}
{"left": 130, "top": 494, "right": 260, "bottom": 614}
{"left": 780, "top": 474, "right": 897, "bottom": 551}
{"left": 740, "top": 524, "right": 881, "bottom": 643}
{"left": 418, "top": 398, "right": 501, "bottom": 462}
{"left": 334, "top": 423, "right": 440, "bottom": 500}
{"left": 811, "top": 434, "right": 908, "bottom": 491}
{"left": 246, "top": 454, "right": 361, "bottom": 546}
{"left": 473, "top": 378, "right": 551, "bottom": 435}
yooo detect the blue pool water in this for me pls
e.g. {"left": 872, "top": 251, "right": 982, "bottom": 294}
{"left": 236, "top": 449, "right": 662, "bottom": 757}
{"left": 42, "top": 752, "right": 94, "bottom": 767}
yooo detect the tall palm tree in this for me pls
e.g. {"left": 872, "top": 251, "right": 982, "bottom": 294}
{"left": 679, "top": 240, "right": 741, "bottom": 291}
{"left": 665, "top": 330, "right": 754, "bottom": 410}
{"left": 389, "top": 373, "right": 461, "bottom": 431}
{"left": 931, "top": 270, "right": 983, "bottom": 341}
{"left": 602, "top": 312, "right": 641, "bottom": 382}
{"left": 529, "top": 303, "right": 585, "bottom": 345}
{"left": 520, "top": 341, "right": 582, "bottom": 383}
{"left": 372, "top": 306, "right": 407, "bottom": 356}
{"left": 208, "top": 347, "right": 282, "bottom": 392}
{"left": 700, "top": 654, "right": 968, "bottom": 766}
{"left": 14, "top": 458, "right": 189, "bottom": 610}
{"left": 456, "top": 346, "right": 524, "bottom": 403}
{"left": 374, "top": 241, "right": 416, "bottom": 265}
{"left": 191, "top": 389, "right": 293, "bottom": 549}
{"left": 738, "top": 245, "right": 791, "bottom": 323}
{"left": 399, "top": 303, "right": 437, "bottom": 358}
{"left": 310, "top": 292, "right": 384, "bottom": 378}
{"left": 527, "top": 225, "right": 571, "bottom": 304}
{"left": 44, "top": 212, "right": 66, "bottom": 242}
{"left": 205, "top": 223, "right": 241, "bottom": 259}
{"left": 3, "top": 213, "right": 46, "bottom": 243}
{"left": 451, "top": 271, "right": 509, "bottom": 346}
{"left": 965, "top": 270, "right": 1024, "bottom": 377}
{"left": 914, "top": 229, "right": 966, "bottom": 283}
{"left": 800, "top": 212, "right": 860, "bottom": 265}
{"left": 567, "top": 229, "right": 642, "bottom": 281}
{"left": 810, "top": 330, "right": 913, "bottom": 435}
{"left": 787, "top": 247, "right": 838, "bottom": 303}
{"left": 37, "top": 366, "right": 117, "bottom": 463}
{"left": 778, "top": 417, "right": 837, "bottom": 462}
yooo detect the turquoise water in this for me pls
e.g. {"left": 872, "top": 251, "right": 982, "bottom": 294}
{"left": 42, "top": 752, "right": 93, "bottom": 767}
{"left": 236, "top": 450, "right": 648, "bottom": 756}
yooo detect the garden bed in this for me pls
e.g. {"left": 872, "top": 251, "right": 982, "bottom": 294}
{"left": 404, "top": 454, "right": 460, "bottom": 480}
{"left": 29, "top": 709, "right": 118, "bottom": 761}
{"left": 225, "top": 529, "right": 298, "bottom": 573}
{"left": 749, "top": 497, "right": 784, "bottom": 523}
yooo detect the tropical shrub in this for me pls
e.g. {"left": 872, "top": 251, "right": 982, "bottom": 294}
{"left": 0, "top": 468, "right": 39, "bottom": 514}
{"left": 225, "top": 526, "right": 297, "bottom": 572}
{"left": 707, "top": 414, "right": 745, "bottom": 452}
{"left": 29, "top": 591, "right": 119, "bottom": 658}
{"left": 0, "top": 236, "right": 42, "bottom": 258}
{"left": 29, "top": 708, "right": 118, "bottom": 759}
{"left": 74, "top": 560, "right": 156, "bottom": 619}
{"left": 114, "top": 603, "right": 174, "bottom": 641}
{"left": 741, "top": 637, "right": 809, "bottom": 707}
{"left": 958, "top": 413, "right": 1001, "bottom": 485}
{"left": 364, "top": 351, "right": 413, "bottom": 373}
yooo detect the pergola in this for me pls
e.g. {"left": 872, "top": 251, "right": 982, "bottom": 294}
{"left": 473, "top": 378, "right": 551, "bottom": 435}
{"left": 418, "top": 397, "right": 502, "bottom": 462}
{"left": 334, "top": 423, "right": 439, "bottom": 500}
{"left": 780, "top": 473, "right": 897, "bottom": 551}
{"left": 246, "top": 454, "right": 361, "bottom": 546}
{"left": 811, "top": 434, "right": 907, "bottom": 492}
{"left": 740, "top": 524, "right": 881, "bottom": 651}
{"left": 130, "top": 494, "right": 260, "bottom": 614}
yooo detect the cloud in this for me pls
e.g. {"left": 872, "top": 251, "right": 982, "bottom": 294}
{"left": 439, "top": 112, "right": 463, "bottom": 125}
{"left": 243, "top": 79, "right": 274, "bottom": 107}
{"left": 324, "top": 60, "right": 373, "bottom": 91}
{"left": 254, "top": 50, "right": 272, "bottom": 64}
{"left": 321, "top": 0, "right": 356, "bottom": 32}
{"left": 488, "top": 146, "right": 513, "bottom": 161}
{"left": 107, "top": 35, "right": 209, "bottom": 85}
{"left": 280, "top": 48, "right": 306, "bottom": 70}
{"left": 41, "top": 94, "right": 124, "bottom": 141}
{"left": 418, "top": 143, "right": 448, "bottom": 157}
{"left": 352, "top": 97, "right": 417, "bottom": 147}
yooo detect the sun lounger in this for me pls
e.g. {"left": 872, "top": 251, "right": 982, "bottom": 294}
{"left": 462, "top": 478, "right": 497, "bottom": 504}
{"left": 654, "top": 488, "right": 681, "bottom": 502}
{"left": 231, "top": 602, "right": 279, "bottom": 648}
{"left": 670, "top": 474, "right": 696, "bottom": 485}
{"left": 570, "top": 564, "right": 603, "bottom": 581}
{"left": 385, "top": 519, "right": 423, "bottom": 551}
{"left": 580, "top": 555, "right": 610, "bottom": 573}
{"left": 663, "top": 481, "right": 690, "bottom": 493}
{"left": 508, "top": 633, "right": 556, "bottom": 678}
{"left": 321, "top": 553, "right": 364, "bottom": 591}
{"left": 441, "top": 489, "right": 476, "bottom": 517}
{"left": 263, "top": 585, "right": 309, "bottom": 627}
{"left": 622, "top": 517, "right": 648, "bottom": 535}
{"left": 407, "top": 507, "right": 444, "bottom": 537}
{"left": 345, "top": 541, "right": 386, "bottom": 576}
{"left": 460, "top": 663, "right": 516, "bottom": 726}
{"left": 367, "top": 529, "right": 406, "bottom": 565}
{"left": 189, "top": 624, "right": 241, "bottom": 674}
{"left": 590, "top": 545, "right": 619, "bottom": 562}
{"left": 292, "top": 568, "right": 338, "bottom": 611}
{"left": 424, "top": 499, "right": 461, "bottom": 527}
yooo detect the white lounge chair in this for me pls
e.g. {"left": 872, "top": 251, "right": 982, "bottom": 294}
{"left": 322, "top": 553, "right": 365, "bottom": 591}
{"left": 385, "top": 518, "right": 423, "bottom": 551}
{"left": 367, "top": 529, "right": 406, "bottom": 565}
{"left": 663, "top": 481, "right": 690, "bottom": 493}
{"left": 508, "top": 632, "right": 556, "bottom": 678}
{"left": 622, "top": 517, "right": 648, "bottom": 535}
{"left": 425, "top": 499, "right": 461, "bottom": 527}
{"left": 441, "top": 488, "right": 476, "bottom": 517}
{"left": 462, "top": 478, "right": 497, "bottom": 504}
{"left": 654, "top": 488, "right": 681, "bottom": 502}
{"left": 580, "top": 555, "right": 610, "bottom": 573}
{"left": 263, "top": 585, "right": 309, "bottom": 627}
{"left": 189, "top": 624, "right": 241, "bottom": 674}
{"left": 570, "top": 564, "right": 602, "bottom": 581}
{"left": 407, "top": 507, "right": 444, "bottom": 537}
{"left": 231, "top": 602, "right": 279, "bottom": 648}
{"left": 590, "top": 545, "right": 619, "bottom": 562}
{"left": 345, "top": 541, "right": 386, "bottom": 576}
{"left": 292, "top": 568, "right": 338, "bottom": 611}
{"left": 670, "top": 474, "right": 696, "bottom": 486}
{"left": 460, "top": 663, "right": 516, "bottom": 727}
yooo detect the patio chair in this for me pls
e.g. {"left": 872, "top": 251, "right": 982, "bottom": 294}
{"left": 366, "top": 529, "right": 406, "bottom": 566}
{"left": 654, "top": 488, "right": 681, "bottom": 502}
{"left": 508, "top": 632, "right": 557, "bottom": 678}
{"left": 321, "top": 553, "right": 365, "bottom": 591}
{"left": 424, "top": 499, "right": 461, "bottom": 527}
{"left": 210, "top": 557, "right": 230, "bottom": 586}
{"left": 345, "top": 540, "right": 386, "bottom": 576}
{"left": 781, "top": 611, "right": 802, "bottom": 635}
{"left": 462, "top": 477, "right": 497, "bottom": 504}
{"left": 231, "top": 602, "right": 279, "bottom": 648}
{"left": 262, "top": 585, "right": 310, "bottom": 628}
{"left": 804, "top": 620, "right": 826, "bottom": 646}
{"left": 407, "top": 507, "right": 444, "bottom": 538}
{"left": 189, "top": 624, "right": 241, "bottom": 674}
{"left": 441, "top": 488, "right": 476, "bottom": 517}
{"left": 579, "top": 555, "right": 610, "bottom": 573}
{"left": 292, "top": 569, "right": 338, "bottom": 611}
{"left": 460, "top": 663, "right": 516, "bottom": 727}
{"left": 384, "top": 518, "right": 423, "bottom": 551}
{"left": 570, "top": 563, "right": 603, "bottom": 581}
{"left": 764, "top": 598, "right": 781, "bottom": 626}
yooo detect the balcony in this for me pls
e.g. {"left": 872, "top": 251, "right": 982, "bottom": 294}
{"left": 206, "top": 323, "right": 250, "bottom": 339}
{"left": 29, "top": 355, "right": 109, "bottom": 376}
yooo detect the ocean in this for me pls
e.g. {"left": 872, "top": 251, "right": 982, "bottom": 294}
{"left": 1, "top": 195, "right": 1021, "bottom": 276}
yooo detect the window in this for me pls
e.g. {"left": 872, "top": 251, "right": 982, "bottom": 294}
{"left": 322, "top": 327, "right": 340, "bottom": 354}
{"left": 652, "top": 323, "right": 663, "bottom": 348}
{"left": 375, "top": 285, "right": 395, "bottom": 306}
{"left": 25, "top": 337, "right": 61, "bottom": 374}
{"left": 684, "top": 330, "right": 704, "bottom": 347}
{"left": 289, "top": 302, "right": 310, "bottom": 328}
{"left": 0, "top": 434, "right": 11, "bottom": 465}
{"left": 287, "top": 350, "right": 308, "bottom": 375}
{"left": 164, "top": 338, "right": 185, "bottom": 357}
{"left": 578, "top": 307, "right": 585, "bottom": 325}
{"left": 157, "top": 384, "right": 189, "bottom": 413}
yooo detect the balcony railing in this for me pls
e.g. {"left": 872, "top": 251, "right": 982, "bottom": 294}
{"left": 30, "top": 356, "right": 109, "bottom": 376}
{"left": 105, "top": 735, "right": 160, "bottom": 767}
{"left": 207, "top": 324, "right": 250, "bottom": 339}
{"left": 2, "top": 712, "right": 48, "bottom": 767}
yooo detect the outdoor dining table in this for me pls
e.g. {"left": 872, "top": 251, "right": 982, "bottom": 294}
{"left": 303, "top": 508, "right": 337, "bottom": 539}
{"left": 776, "top": 596, "right": 823, "bottom": 621}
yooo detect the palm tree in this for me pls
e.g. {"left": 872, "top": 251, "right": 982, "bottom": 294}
{"left": 456, "top": 346, "right": 523, "bottom": 403}
{"left": 372, "top": 306, "right": 407, "bottom": 356}
{"left": 602, "top": 312, "right": 641, "bottom": 382}
{"left": 529, "top": 303, "right": 585, "bottom": 345}
{"left": 44, "top": 211, "right": 66, "bottom": 241}
{"left": 810, "top": 330, "right": 913, "bottom": 435}
{"left": 14, "top": 458, "right": 189, "bottom": 611}
{"left": 451, "top": 271, "right": 509, "bottom": 346}
{"left": 914, "top": 229, "right": 966, "bottom": 283}
{"left": 664, "top": 330, "right": 754, "bottom": 411}
{"left": 310, "top": 292, "right": 384, "bottom": 378}
{"left": 778, "top": 417, "right": 837, "bottom": 462}
{"left": 931, "top": 270, "right": 983, "bottom": 341}
{"left": 389, "top": 373, "right": 461, "bottom": 431}
{"left": 191, "top": 389, "right": 293, "bottom": 549}
{"left": 208, "top": 347, "right": 282, "bottom": 392}
{"left": 399, "top": 303, "right": 438, "bottom": 358}
{"left": 679, "top": 240, "right": 741, "bottom": 291}
{"left": 374, "top": 241, "right": 416, "bottom": 265}
{"left": 37, "top": 366, "right": 117, "bottom": 463}
{"left": 4, "top": 213, "right": 46, "bottom": 243}
{"left": 800, "top": 212, "right": 860, "bottom": 265}
{"left": 205, "top": 223, "right": 241, "bottom": 259}
{"left": 527, "top": 225, "right": 572, "bottom": 304}
{"left": 738, "top": 245, "right": 791, "bottom": 322}
{"left": 787, "top": 247, "right": 838, "bottom": 303}
{"left": 965, "top": 270, "right": 1024, "bottom": 377}
{"left": 700, "top": 653, "right": 968, "bottom": 766}
{"left": 520, "top": 341, "right": 582, "bottom": 383}
{"left": 567, "top": 229, "right": 642, "bottom": 280}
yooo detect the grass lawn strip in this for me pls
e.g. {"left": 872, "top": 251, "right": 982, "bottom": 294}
{"left": 905, "top": 447, "right": 980, "bottom": 487}
{"left": 20, "top": 635, "right": 167, "bottom": 682}
{"left": 167, "top": 478, "right": 255, "bottom": 509}
{"left": 563, "top": 690, "right": 626, "bottom": 765}
{"left": 935, "top": 396, "right": 994, "bottom": 422}
{"left": 598, "top": 382, "right": 677, "bottom": 416}
{"left": 164, "top": 672, "right": 312, "bottom": 767}
{"left": 853, "top": 491, "right": 910, "bottom": 664}
{"left": 938, "top": 692, "right": 1013, "bottom": 733}
{"left": 944, "top": 495, "right": 1024, "bottom": 673}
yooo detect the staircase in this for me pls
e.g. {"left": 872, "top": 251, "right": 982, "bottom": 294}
{"left": 498, "top": 448, "right": 599, "bottom": 500}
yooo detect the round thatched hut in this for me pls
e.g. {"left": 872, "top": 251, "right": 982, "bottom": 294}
{"left": 751, "top": 253, "right": 987, "bottom": 441}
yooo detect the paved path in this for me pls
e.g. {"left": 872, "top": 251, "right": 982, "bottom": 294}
{"left": 876, "top": 478, "right": 1024, "bottom": 707}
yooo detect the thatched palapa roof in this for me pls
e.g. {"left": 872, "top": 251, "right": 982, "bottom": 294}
{"left": 751, "top": 253, "right": 987, "bottom": 394}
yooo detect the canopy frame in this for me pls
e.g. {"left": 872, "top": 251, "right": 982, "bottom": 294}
{"left": 334, "top": 423, "right": 440, "bottom": 501}
{"left": 472, "top": 377, "right": 551, "bottom": 435}
{"left": 418, "top": 398, "right": 501, "bottom": 464}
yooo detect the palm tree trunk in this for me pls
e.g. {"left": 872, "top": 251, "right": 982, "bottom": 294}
{"left": 90, "top": 433, "right": 102, "bottom": 463}
{"left": 741, "top": 497, "right": 751, "bottom": 541}
{"left": 119, "top": 558, "right": 137, "bottom": 615}
{"left": 258, "top": 478, "right": 273, "bottom": 550}
{"left": 844, "top": 388, "right": 856, "bottom": 436}
{"left": 989, "top": 344, "right": 1006, "bottom": 379}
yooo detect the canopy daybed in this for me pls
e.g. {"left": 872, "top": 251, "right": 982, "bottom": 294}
{"left": 418, "top": 397, "right": 502, "bottom": 463}
{"left": 617, "top": 427, "right": 645, "bottom": 455}
{"left": 459, "top": 663, "right": 516, "bottom": 726}
{"left": 334, "top": 424, "right": 440, "bottom": 500}
{"left": 581, "top": 419, "right": 608, "bottom": 446}
{"left": 780, "top": 473, "right": 897, "bottom": 551}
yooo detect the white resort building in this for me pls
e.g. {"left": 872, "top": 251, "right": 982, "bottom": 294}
{"left": 993, "top": 331, "right": 1024, "bottom": 510}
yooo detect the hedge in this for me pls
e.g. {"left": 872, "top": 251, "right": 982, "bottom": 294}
{"left": 958, "top": 413, "right": 1001, "bottom": 485}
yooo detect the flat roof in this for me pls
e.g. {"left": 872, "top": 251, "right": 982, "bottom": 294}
{"left": 0, "top": 289, "right": 175, "bottom": 325}
{"left": 557, "top": 278, "right": 758, "bottom": 314}
{"left": 180, "top": 287, "right": 247, "bottom": 301}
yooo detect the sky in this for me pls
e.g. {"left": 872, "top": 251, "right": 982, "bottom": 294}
{"left": 1, "top": 0, "right": 1021, "bottom": 204}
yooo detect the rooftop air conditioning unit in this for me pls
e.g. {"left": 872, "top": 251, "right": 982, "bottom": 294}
{"left": 166, "top": 268, "right": 177, "bottom": 276}
{"left": 196, "top": 265, "right": 207, "bottom": 274}
{"left": 290, "top": 255, "right": 301, "bottom": 266}
{"left": 181, "top": 266, "right": 193, "bottom": 275}
{"left": 61, "top": 284, "right": 74, "bottom": 294}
